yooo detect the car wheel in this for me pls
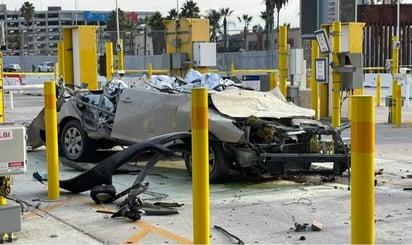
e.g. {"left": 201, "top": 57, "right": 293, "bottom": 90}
{"left": 183, "top": 142, "right": 230, "bottom": 183}
{"left": 60, "top": 120, "right": 95, "bottom": 161}
{"left": 333, "top": 160, "right": 349, "bottom": 175}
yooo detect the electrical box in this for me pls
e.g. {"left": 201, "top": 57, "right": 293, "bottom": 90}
{"left": 335, "top": 52, "right": 363, "bottom": 90}
{"left": 0, "top": 123, "right": 26, "bottom": 176}
{"left": 0, "top": 202, "right": 21, "bottom": 235}
{"left": 193, "top": 42, "right": 216, "bottom": 67}
{"left": 288, "top": 48, "right": 303, "bottom": 75}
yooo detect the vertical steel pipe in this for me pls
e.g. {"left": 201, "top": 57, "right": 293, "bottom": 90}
{"left": 351, "top": 95, "right": 375, "bottom": 244}
{"left": 332, "top": 21, "right": 342, "bottom": 127}
{"left": 44, "top": 81, "right": 60, "bottom": 200}
{"left": 191, "top": 88, "right": 210, "bottom": 244}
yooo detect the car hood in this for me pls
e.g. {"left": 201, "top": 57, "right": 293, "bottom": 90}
{"left": 210, "top": 87, "right": 315, "bottom": 119}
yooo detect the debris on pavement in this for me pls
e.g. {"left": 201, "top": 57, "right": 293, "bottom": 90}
{"left": 375, "top": 168, "right": 384, "bottom": 176}
{"left": 294, "top": 220, "right": 323, "bottom": 232}
{"left": 294, "top": 222, "right": 309, "bottom": 232}
{"left": 311, "top": 220, "right": 323, "bottom": 231}
{"left": 214, "top": 224, "right": 244, "bottom": 244}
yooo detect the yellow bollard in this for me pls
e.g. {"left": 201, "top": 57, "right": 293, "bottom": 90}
{"left": 44, "top": 81, "right": 60, "bottom": 200}
{"left": 269, "top": 71, "right": 277, "bottom": 89}
{"left": 376, "top": 73, "right": 381, "bottom": 107}
{"left": 332, "top": 21, "right": 341, "bottom": 127}
{"left": 351, "top": 95, "right": 375, "bottom": 244}
{"left": 391, "top": 36, "right": 399, "bottom": 124}
{"left": 117, "top": 38, "right": 124, "bottom": 71}
{"left": 105, "top": 42, "right": 114, "bottom": 81}
{"left": 0, "top": 196, "right": 5, "bottom": 205}
{"left": 396, "top": 83, "right": 402, "bottom": 128}
{"left": 229, "top": 62, "right": 235, "bottom": 77}
{"left": 311, "top": 40, "right": 320, "bottom": 120}
{"left": 148, "top": 63, "right": 153, "bottom": 79}
{"left": 279, "top": 25, "right": 288, "bottom": 97}
{"left": 0, "top": 52, "right": 6, "bottom": 206}
{"left": 191, "top": 88, "right": 210, "bottom": 244}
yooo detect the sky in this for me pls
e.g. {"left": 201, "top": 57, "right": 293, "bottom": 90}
{"left": 0, "top": 0, "right": 301, "bottom": 30}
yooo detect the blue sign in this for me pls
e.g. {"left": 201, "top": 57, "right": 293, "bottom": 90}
{"left": 83, "top": 11, "right": 110, "bottom": 22}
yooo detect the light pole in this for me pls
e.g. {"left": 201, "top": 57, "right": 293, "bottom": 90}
{"left": 115, "top": 0, "right": 124, "bottom": 71}
{"left": 397, "top": 0, "right": 400, "bottom": 37}
{"left": 116, "top": 0, "right": 120, "bottom": 43}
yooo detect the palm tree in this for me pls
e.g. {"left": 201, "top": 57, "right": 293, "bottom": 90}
{"left": 260, "top": 11, "right": 270, "bottom": 50}
{"left": 264, "top": 0, "right": 288, "bottom": 50}
{"left": 220, "top": 7, "right": 234, "bottom": 52}
{"left": 20, "top": 1, "right": 34, "bottom": 55}
{"left": 263, "top": 1, "right": 274, "bottom": 50}
{"left": 205, "top": 9, "right": 222, "bottom": 42}
{"left": 180, "top": 0, "right": 200, "bottom": 18}
{"left": 107, "top": 8, "right": 133, "bottom": 32}
{"left": 167, "top": 8, "right": 178, "bottom": 19}
{"left": 237, "top": 14, "right": 253, "bottom": 50}
{"left": 147, "top": 11, "right": 165, "bottom": 55}
{"left": 260, "top": 11, "right": 269, "bottom": 31}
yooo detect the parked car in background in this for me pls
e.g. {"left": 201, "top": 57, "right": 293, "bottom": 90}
{"left": 37, "top": 61, "right": 55, "bottom": 72}
{"left": 3, "top": 63, "right": 22, "bottom": 72}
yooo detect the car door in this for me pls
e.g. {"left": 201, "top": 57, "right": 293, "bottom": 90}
{"left": 111, "top": 88, "right": 191, "bottom": 143}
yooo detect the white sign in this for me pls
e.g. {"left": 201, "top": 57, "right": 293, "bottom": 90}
{"left": 314, "top": 29, "right": 331, "bottom": 54}
{"left": 315, "top": 58, "right": 328, "bottom": 82}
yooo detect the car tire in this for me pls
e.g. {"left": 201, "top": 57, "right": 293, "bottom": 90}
{"left": 60, "top": 120, "right": 95, "bottom": 161}
{"left": 183, "top": 142, "right": 230, "bottom": 183}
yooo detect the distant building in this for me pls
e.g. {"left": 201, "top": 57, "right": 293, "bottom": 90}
{"left": 0, "top": 4, "right": 154, "bottom": 56}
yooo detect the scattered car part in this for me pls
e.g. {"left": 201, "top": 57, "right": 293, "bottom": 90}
{"left": 90, "top": 184, "right": 116, "bottom": 204}
{"left": 294, "top": 222, "right": 310, "bottom": 232}
{"left": 214, "top": 224, "right": 244, "bottom": 245}
{"left": 58, "top": 132, "right": 191, "bottom": 193}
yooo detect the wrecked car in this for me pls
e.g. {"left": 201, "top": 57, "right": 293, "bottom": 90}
{"left": 27, "top": 70, "right": 351, "bottom": 183}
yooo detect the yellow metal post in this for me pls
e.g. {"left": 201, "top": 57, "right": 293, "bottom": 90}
{"left": 332, "top": 21, "right": 341, "bottom": 127}
{"left": 230, "top": 63, "right": 235, "bottom": 77}
{"left": 0, "top": 52, "right": 4, "bottom": 122}
{"left": 392, "top": 36, "right": 399, "bottom": 123}
{"left": 117, "top": 38, "right": 124, "bottom": 71}
{"left": 0, "top": 52, "right": 6, "bottom": 206}
{"left": 148, "top": 63, "right": 153, "bottom": 79}
{"left": 376, "top": 73, "right": 381, "bottom": 107}
{"left": 311, "top": 40, "right": 320, "bottom": 120}
{"left": 269, "top": 71, "right": 277, "bottom": 89}
{"left": 396, "top": 83, "right": 402, "bottom": 128}
{"left": 57, "top": 41, "right": 65, "bottom": 80}
{"left": 44, "top": 81, "right": 60, "bottom": 200}
{"left": 191, "top": 88, "right": 210, "bottom": 244}
{"left": 279, "top": 25, "right": 288, "bottom": 97}
{"left": 105, "top": 42, "right": 113, "bottom": 81}
{"left": 351, "top": 95, "right": 375, "bottom": 244}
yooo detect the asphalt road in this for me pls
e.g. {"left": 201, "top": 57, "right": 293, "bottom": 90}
{"left": 2, "top": 90, "right": 412, "bottom": 244}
